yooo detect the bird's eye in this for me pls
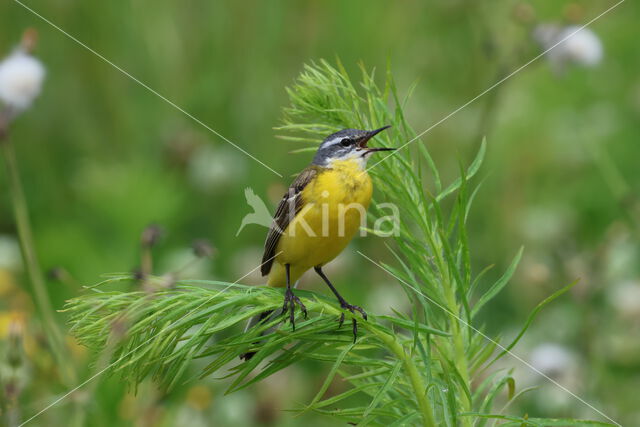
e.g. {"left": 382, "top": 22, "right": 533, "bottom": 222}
{"left": 340, "top": 138, "right": 352, "bottom": 147}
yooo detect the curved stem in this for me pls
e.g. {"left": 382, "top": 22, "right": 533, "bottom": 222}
{"left": 1, "top": 133, "right": 76, "bottom": 385}
{"left": 324, "top": 304, "right": 437, "bottom": 427}
{"left": 375, "top": 330, "right": 437, "bottom": 427}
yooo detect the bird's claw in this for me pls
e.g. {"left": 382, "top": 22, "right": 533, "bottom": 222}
{"left": 281, "top": 288, "right": 307, "bottom": 331}
{"left": 337, "top": 302, "right": 367, "bottom": 343}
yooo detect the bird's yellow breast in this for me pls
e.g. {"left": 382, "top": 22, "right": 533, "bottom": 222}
{"left": 268, "top": 159, "right": 372, "bottom": 286}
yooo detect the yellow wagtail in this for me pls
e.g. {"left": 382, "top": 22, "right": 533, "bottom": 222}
{"left": 242, "top": 126, "right": 392, "bottom": 359}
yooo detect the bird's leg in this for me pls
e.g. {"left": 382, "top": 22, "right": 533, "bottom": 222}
{"left": 314, "top": 266, "right": 367, "bottom": 342}
{"left": 281, "top": 264, "right": 307, "bottom": 331}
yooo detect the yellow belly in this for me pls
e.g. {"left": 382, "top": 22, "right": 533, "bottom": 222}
{"left": 267, "top": 160, "right": 372, "bottom": 287}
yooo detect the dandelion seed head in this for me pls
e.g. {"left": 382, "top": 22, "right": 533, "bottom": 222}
{"left": 534, "top": 24, "right": 603, "bottom": 72}
{"left": 530, "top": 343, "right": 574, "bottom": 378}
{"left": 557, "top": 26, "right": 603, "bottom": 66}
{"left": 0, "top": 49, "right": 46, "bottom": 112}
{"left": 533, "top": 24, "right": 561, "bottom": 49}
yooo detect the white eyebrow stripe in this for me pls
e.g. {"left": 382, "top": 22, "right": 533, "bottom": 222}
{"left": 321, "top": 136, "right": 343, "bottom": 148}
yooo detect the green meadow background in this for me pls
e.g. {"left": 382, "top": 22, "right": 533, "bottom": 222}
{"left": 1, "top": 1, "right": 638, "bottom": 425}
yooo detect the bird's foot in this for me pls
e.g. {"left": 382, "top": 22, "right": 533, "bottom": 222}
{"left": 281, "top": 287, "right": 307, "bottom": 331}
{"left": 338, "top": 302, "right": 367, "bottom": 343}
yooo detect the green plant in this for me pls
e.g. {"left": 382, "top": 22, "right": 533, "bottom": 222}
{"left": 64, "top": 60, "right": 609, "bottom": 426}
{"left": 0, "top": 31, "right": 76, "bottom": 388}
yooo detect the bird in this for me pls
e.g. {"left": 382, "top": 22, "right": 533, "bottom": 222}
{"left": 241, "top": 126, "right": 393, "bottom": 360}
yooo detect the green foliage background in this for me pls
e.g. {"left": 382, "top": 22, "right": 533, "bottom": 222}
{"left": 0, "top": 1, "right": 638, "bottom": 426}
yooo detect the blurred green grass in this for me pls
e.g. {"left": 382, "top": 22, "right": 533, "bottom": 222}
{"left": 1, "top": 0, "right": 639, "bottom": 425}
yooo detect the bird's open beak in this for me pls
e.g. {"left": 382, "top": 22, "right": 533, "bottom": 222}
{"left": 359, "top": 125, "right": 394, "bottom": 153}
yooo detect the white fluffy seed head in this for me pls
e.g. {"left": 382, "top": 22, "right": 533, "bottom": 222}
{"left": 534, "top": 24, "right": 603, "bottom": 71}
{"left": 529, "top": 343, "right": 574, "bottom": 377}
{"left": 0, "top": 49, "right": 46, "bottom": 112}
{"left": 557, "top": 26, "right": 603, "bottom": 66}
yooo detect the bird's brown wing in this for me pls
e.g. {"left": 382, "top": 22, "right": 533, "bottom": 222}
{"left": 261, "top": 166, "right": 321, "bottom": 276}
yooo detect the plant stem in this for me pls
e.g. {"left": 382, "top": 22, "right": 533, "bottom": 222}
{"left": 365, "top": 323, "right": 437, "bottom": 427}
{"left": 427, "top": 229, "right": 472, "bottom": 425}
{"left": 0, "top": 130, "right": 76, "bottom": 385}
{"left": 427, "top": 229, "right": 473, "bottom": 422}
{"left": 320, "top": 303, "right": 436, "bottom": 426}
{"left": 443, "top": 282, "right": 473, "bottom": 426}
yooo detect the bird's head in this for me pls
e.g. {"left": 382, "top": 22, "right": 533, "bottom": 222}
{"left": 312, "top": 126, "right": 393, "bottom": 168}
